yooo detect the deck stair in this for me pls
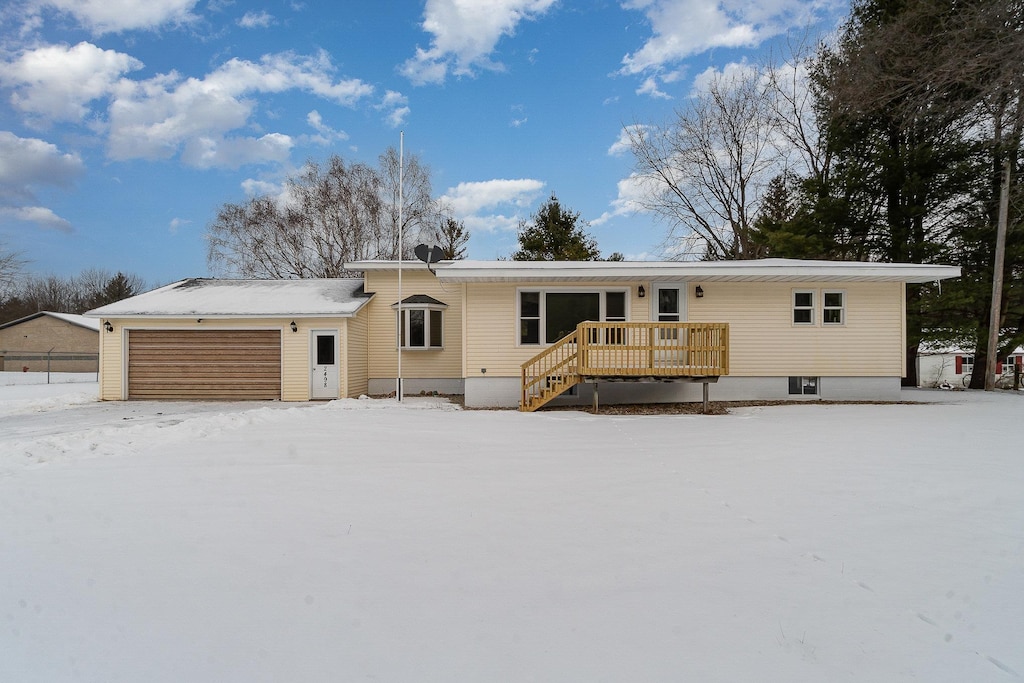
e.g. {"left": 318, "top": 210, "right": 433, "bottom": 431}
{"left": 520, "top": 330, "right": 581, "bottom": 412}
{"left": 520, "top": 322, "right": 729, "bottom": 412}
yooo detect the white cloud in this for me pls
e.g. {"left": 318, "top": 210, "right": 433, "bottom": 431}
{"left": 607, "top": 124, "right": 647, "bottom": 157}
{"left": 168, "top": 217, "right": 190, "bottom": 234}
{"left": 591, "top": 174, "right": 654, "bottom": 226}
{"left": 0, "top": 42, "right": 143, "bottom": 123}
{"left": 306, "top": 109, "right": 349, "bottom": 145}
{"left": 440, "top": 178, "right": 546, "bottom": 233}
{"left": 0, "top": 205, "right": 73, "bottom": 232}
{"left": 441, "top": 178, "right": 544, "bottom": 215}
{"left": 401, "top": 0, "right": 557, "bottom": 85}
{"left": 181, "top": 133, "right": 293, "bottom": 169}
{"left": 691, "top": 61, "right": 759, "bottom": 95}
{"left": 0, "top": 131, "right": 84, "bottom": 200}
{"left": 621, "top": 0, "right": 823, "bottom": 97}
{"left": 377, "top": 90, "right": 409, "bottom": 128}
{"left": 105, "top": 51, "right": 373, "bottom": 167}
{"left": 36, "top": 0, "right": 201, "bottom": 34}
{"left": 0, "top": 131, "right": 83, "bottom": 232}
{"left": 238, "top": 10, "right": 274, "bottom": 28}
{"left": 241, "top": 178, "right": 284, "bottom": 197}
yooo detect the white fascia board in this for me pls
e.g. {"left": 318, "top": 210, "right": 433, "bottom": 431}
{"left": 344, "top": 260, "right": 443, "bottom": 271}
{"left": 432, "top": 260, "right": 961, "bottom": 284}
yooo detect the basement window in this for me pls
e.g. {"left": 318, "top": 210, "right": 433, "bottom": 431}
{"left": 789, "top": 376, "right": 818, "bottom": 395}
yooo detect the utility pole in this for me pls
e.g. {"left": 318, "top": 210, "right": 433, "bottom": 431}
{"left": 984, "top": 159, "right": 1011, "bottom": 390}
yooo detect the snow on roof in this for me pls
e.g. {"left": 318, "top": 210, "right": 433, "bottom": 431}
{"left": 0, "top": 311, "right": 100, "bottom": 332}
{"left": 919, "top": 342, "right": 1024, "bottom": 356}
{"left": 85, "top": 278, "right": 372, "bottom": 318}
{"left": 346, "top": 258, "right": 961, "bottom": 283}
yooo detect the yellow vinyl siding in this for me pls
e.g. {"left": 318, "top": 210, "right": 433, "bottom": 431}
{"left": 686, "top": 281, "right": 904, "bottom": 376}
{"left": 346, "top": 309, "right": 368, "bottom": 397}
{"left": 464, "top": 282, "right": 648, "bottom": 378}
{"left": 364, "top": 270, "right": 463, "bottom": 380}
{"left": 99, "top": 321, "right": 122, "bottom": 400}
{"left": 281, "top": 320, "right": 309, "bottom": 401}
{"left": 463, "top": 280, "right": 904, "bottom": 378}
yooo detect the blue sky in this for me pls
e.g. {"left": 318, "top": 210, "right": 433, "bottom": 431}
{"left": 0, "top": 0, "right": 846, "bottom": 286}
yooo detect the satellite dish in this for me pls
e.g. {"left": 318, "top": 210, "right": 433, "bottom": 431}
{"left": 414, "top": 243, "right": 444, "bottom": 273}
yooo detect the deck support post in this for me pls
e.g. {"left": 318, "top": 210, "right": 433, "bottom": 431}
{"left": 592, "top": 381, "right": 599, "bottom": 414}
{"left": 702, "top": 381, "right": 709, "bottom": 414}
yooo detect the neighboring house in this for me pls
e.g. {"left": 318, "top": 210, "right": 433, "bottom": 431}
{"left": 87, "top": 258, "right": 961, "bottom": 407}
{"left": 917, "top": 344, "right": 1024, "bottom": 388}
{"left": 0, "top": 311, "right": 100, "bottom": 373}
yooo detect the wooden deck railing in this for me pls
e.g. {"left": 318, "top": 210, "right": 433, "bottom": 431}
{"left": 520, "top": 322, "right": 729, "bottom": 411}
{"left": 521, "top": 329, "right": 581, "bottom": 410}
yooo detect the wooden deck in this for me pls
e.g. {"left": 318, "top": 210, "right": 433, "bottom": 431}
{"left": 520, "top": 322, "right": 729, "bottom": 411}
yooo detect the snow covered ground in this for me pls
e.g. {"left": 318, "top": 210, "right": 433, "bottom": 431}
{"left": 1, "top": 385, "right": 1022, "bottom": 682}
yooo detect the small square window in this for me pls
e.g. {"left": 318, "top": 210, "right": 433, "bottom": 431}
{"left": 788, "top": 376, "right": 818, "bottom": 395}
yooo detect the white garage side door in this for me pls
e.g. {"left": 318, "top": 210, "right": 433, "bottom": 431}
{"left": 127, "top": 329, "right": 282, "bottom": 400}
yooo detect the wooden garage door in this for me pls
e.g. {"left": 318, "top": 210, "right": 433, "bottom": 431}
{"left": 128, "top": 329, "right": 281, "bottom": 399}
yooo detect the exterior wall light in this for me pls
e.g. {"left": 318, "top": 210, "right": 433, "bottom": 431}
{"left": 638, "top": 285, "right": 646, "bottom": 298}
{"left": 104, "top": 321, "right": 113, "bottom": 332}
{"left": 695, "top": 285, "right": 704, "bottom": 298}
{"left": 290, "top": 321, "right": 298, "bottom": 333}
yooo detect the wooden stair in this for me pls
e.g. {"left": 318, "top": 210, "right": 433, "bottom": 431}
{"left": 520, "top": 321, "right": 730, "bottom": 412}
{"left": 520, "top": 331, "right": 580, "bottom": 412}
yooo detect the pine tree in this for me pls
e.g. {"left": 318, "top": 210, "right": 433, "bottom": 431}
{"left": 512, "top": 194, "right": 601, "bottom": 261}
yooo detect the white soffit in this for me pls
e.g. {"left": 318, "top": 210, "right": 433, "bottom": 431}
{"left": 423, "top": 259, "right": 961, "bottom": 284}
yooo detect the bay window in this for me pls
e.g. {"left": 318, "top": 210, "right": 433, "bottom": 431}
{"left": 393, "top": 295, "right": 446, "bottom": 349}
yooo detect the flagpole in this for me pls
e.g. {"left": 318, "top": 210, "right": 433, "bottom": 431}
{"left": 397, "top": 131, "right": 404, "bottom": 402}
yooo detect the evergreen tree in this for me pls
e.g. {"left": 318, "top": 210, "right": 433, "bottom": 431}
{"left": 512, "top": 194, "right": 602, "bottom": 261}
{"left": 436, "top": 217, "right": 469, "bottom": 260}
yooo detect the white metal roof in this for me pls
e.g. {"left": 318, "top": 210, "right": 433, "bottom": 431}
{"left": 346, "top": 258, "right": 961, "bottom": 283}
{"left": 85, "top": 278, "right": 372, "bottom": 318}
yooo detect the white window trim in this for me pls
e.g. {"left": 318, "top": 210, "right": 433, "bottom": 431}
{"left": 822, "top": 289, "right": 846, "bottom": 326}
{"left": 516, "top": 287, "right": 631, "bottom": 347}
{"left": 650, "top": 282, "right": 687, "bottom": 324}
{"left": 392, "top": 301, "right": 446, "bottom": 350}
{"left": 792, "top": 289, "right": 816, "bottom": 326}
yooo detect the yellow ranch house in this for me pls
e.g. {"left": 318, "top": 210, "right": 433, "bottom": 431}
{"left": 86, "top": 258, "right": 961, "bottom": 410}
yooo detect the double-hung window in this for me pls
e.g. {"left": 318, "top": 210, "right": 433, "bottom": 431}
{"left": 519, "top": 289, "right": 629, "bottom": 345}
{"left": 793, "top": 291, "right": 815, "bottom": 325}
{"left": 393, "top": 295, "right": 445, "bottom": 349}
{"left": 823, "top": 290, "right": 845, "bottom": 325}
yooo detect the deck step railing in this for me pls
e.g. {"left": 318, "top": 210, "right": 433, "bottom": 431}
{"left": 520, "top": 322, "right": 729, "bottom": 412}
{"left": 520, "top": 330, "right": 581, "bottom": 412}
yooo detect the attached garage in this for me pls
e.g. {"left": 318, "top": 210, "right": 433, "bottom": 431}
{"left": 88, "top": 278, "right": 372, "bottom": 402}
{"left": 127, "top": 329, "right": 281, "bottom": 400}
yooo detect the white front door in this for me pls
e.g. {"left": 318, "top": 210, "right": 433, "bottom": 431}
{"left": 652, "top": 284, "right": 685, "bottom": 366}
{"left": 310, "top": 330, "right": 339, "bottom": 399}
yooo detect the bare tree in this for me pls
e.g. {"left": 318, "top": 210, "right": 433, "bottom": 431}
{"left": 378, "top": 147, "right": 438, "bottom": 260}
{"left": 0, "top": 240, "right": 25, "bottom": 295}
{"left": 207, "top": 150, "right": 439, "bottom": 278}
{"left": 628, "top": 67, "right": 780, "bottom": 260}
